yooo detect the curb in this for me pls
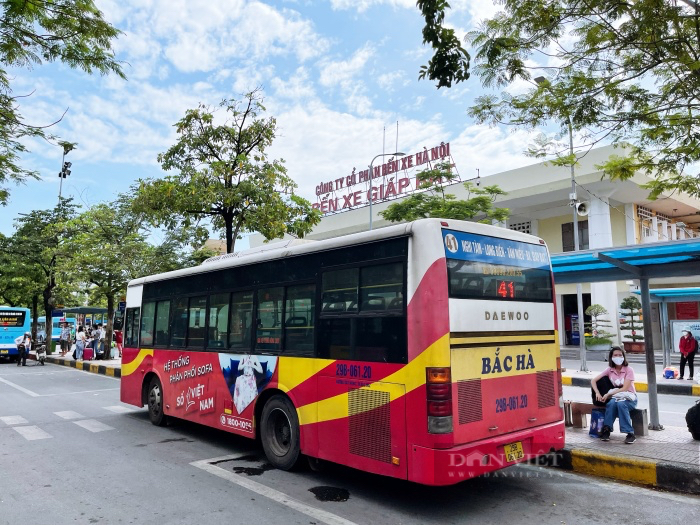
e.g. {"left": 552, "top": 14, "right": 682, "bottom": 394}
{"left": 45, "top": 356, "right": 121, "bottom": 378}
{"left": 556, "top": 447, "right": 700, "bottom": 495}
{"left": 562, "top": 376, "right": 700, "bottom": 397}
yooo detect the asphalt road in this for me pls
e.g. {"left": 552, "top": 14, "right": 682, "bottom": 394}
{"left": 1, "top": 361, "right": 699, "bottom": 525}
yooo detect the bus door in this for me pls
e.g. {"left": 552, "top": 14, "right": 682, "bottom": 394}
{"left": 317, "top": 371, "right": 407, "bottom": 479}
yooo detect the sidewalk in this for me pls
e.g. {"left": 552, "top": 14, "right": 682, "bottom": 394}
{"left": 43, "top": 351, "right": 122, "bottom": 377}
{"left": 562, "top": 357, "right": 700, "bottom": 397}
{"left": 41, "top": 351, "right": 700, "bottom": 495}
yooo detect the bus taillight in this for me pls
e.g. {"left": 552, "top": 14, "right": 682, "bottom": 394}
{"left": 426, "top": 367, "right": 453, "bottom": 433}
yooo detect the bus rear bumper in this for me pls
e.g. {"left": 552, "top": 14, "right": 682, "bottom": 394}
{"left": 409, "top": 420, "right": 565, "bottom": 486}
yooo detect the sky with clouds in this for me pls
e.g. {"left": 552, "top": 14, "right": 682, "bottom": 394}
{"left": 1, "top": 0, "right": 541, "bottom": 240}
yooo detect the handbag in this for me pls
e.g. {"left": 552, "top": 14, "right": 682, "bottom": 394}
{"left": 591, "top": 376, "right": 614, "bottom": 407}
{"left": 589, "top": 408, "right": 606, "bottom": 437}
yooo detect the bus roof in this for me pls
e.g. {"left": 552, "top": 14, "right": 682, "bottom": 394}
{"left": 128, "top": 218, "right": 546, "bottom": 288}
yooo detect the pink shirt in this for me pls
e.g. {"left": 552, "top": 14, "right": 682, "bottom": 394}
{"left": 603, "top": 366, "right": 636, "bottom": 394}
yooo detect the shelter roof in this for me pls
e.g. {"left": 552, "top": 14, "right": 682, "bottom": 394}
{"left": 551, "top": 238, "right": 700, "bottom": 284}
{"left": 61, "top": 307, "right": 108, "bottom": 314}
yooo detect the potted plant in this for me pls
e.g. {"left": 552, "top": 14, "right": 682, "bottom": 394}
{"left": 584, "top": 304, "right": 614, "bottom": 350}
{"left": 620, "top": 296, "right": 645, "bottom": 353}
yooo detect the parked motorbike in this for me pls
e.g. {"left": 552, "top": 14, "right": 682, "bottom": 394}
{"left": 34, "top": 341, "right": 46, "bottom": 365}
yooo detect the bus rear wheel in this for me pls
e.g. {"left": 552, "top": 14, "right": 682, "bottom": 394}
{"left": 260, "top": 395, "right": 301, "bottom": 470}
{"left": 147, "top": 376, "right": 168, "bottom": 427}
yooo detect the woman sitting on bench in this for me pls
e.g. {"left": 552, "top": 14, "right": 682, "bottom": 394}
{"left": 591, "top": 346, "right": 637, "bottom": 444}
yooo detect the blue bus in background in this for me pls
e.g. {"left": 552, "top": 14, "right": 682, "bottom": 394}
{"left": 36, "top": 316, "right": 76, "bottom": 343}
{"left": 0, "top": 306, "right": 31, "bottom": 359}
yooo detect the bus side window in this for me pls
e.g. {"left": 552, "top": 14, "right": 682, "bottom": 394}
{"left": 208, "top": 293, "right": 230, "bottom": 349}
{"left": 125, "top": 307, "right": 140, "bottom": 347}
{"left": 230, "top": 291, "right": 253, "bottom": 350}
{"left": 140, "top": 303, "right": 155, "bottom": 347}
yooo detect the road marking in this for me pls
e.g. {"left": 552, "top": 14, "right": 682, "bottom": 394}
{"left": 0, "top": 415, "right": 29, "bottom": 425}
{"left": 41, "top": 388, "right": 120, "bottom": 397}
{"left": 521, "top": 464, "right": 700, "bottom": 505}
{"left": 103, "top": 405, "right": 140, "bottom": 414}
{"left": 73, "top": 419, "right": 114, "bottom": 433}
{"left": 54, "top": 411, "right": 84, "bottom": 420}
{"left": 0, "top": 377, "right": 40, "bottom": 397}
{"left": 13, "top": 425, "right": 52, "bottom": 441}
{"left": 191, "top": 454, "right": 358, "bottom": 525}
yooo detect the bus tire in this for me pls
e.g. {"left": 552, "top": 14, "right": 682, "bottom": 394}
{"left": 260, "top": 395, "right": 301, "bottom": 471}
{"left": 147, "top": 376, "right": 168, "bottom": 427}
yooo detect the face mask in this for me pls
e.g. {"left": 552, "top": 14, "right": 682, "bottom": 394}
{"left": 612, "top": 357, "right": 624, "bottom": 366}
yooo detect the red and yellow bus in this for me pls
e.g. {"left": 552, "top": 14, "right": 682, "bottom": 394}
{"left": 120, "top": 218, "right": 564, "bottom": 485}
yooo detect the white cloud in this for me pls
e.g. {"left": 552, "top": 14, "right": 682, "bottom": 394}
{"left": 270, "top": 67, "right": 316, "bottom": 100}
{"left": 376, "top": 70, "right": 407, "bottom": 92}
{"left": 328, "top": 0, "right": 415, "bottom": 13}
{"left": 318, "top": 44, "right": 375, "bottom": 88}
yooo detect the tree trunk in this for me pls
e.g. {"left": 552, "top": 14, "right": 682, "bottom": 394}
{"left": 31, "top": 294, "right": 39, "bottom": 343}
{"left": 225, "top": 214, "right": 234, "bottom": 253}
{"left": 42, "top": 287, "right": 54, "bottom": 350}
{"left": 104, "top": 294, "right": 115, "bottom": 360}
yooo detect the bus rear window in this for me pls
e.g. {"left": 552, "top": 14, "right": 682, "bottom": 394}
{"left": 447, "top": 260, "right": 552, "bottom": 302}
{"left": 442, "top": 229, "right": 552, "bottom": 303}
{"left": 0, "top": 311, "right": 26, "bottom": 327}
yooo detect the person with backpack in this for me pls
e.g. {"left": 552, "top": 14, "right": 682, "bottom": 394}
{"left": 678, "top": 330, "right": 698, "bottom": 381}
{"left": 14, "top": 332, "right": 31, "bottom": 366}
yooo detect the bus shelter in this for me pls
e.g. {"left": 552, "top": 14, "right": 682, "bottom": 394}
{"left": 61, "top": 306, "right": 109, "bottom": 327}
{"left": 631, "top": 287, "right": 700, "bottom": 368}
{"left": 551, "top": 237, "right": 700, "bottom": 430}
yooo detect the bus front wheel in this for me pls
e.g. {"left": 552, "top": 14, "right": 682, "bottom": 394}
{"left": 147, "top": 376, "right": 168, "bottom": 427}
{"left": 260, "top": 395, "right": 301, "bottom": 471}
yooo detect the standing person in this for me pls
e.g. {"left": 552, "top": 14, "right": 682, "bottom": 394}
{"left": 591, "top": 346, "right": 638, "bottom": 444}
{"left": 91, "top": 324, "right": 101, "bottom": 357}
{"left": 75, "top": 326, "right": 87, "bottom": 360}
{"left": 115, "top": 329, "right": 123, "bottom": 358}
{"left": 98, "top": 324, "right": 106, "bottom": 357}
{"left": 678, "top": 330, "right": 698, "bottom": 381}
{"left": 14, "top": 332, "right": 31, "bottom": 366}
{"left": 59, "top": 322, "right": 72, "bottom": 357}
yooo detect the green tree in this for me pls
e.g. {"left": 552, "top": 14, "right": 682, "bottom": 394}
{"left": 419, "top": 0, "right": 700, "bottom": 199}
{"left": 60, "top": 199, "right": 212, "bottom": 358}
{"left": 380, "top": 162, "right": 509, "bottom": 223}
{"left": 0, "top": 0, "right": 124, "bottom": 204}
{"left": 9, "top": 198, "right": 78, "bottom": 343}
{"left": 133, "top": 89, "right": 321, "bottom": 254}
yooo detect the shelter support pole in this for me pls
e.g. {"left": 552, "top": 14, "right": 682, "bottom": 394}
{"left": 660, "top": 300, "right": 671, "bottom": 369}
{"left": 640, "top": 278, "right": 663, "bottom": 431}
{"left": 576, "top": 284, "right": 587, "bottom": 371}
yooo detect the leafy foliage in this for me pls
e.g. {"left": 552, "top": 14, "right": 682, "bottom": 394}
{"left": 7, "top": 198, "right": 78, "bottom": 342}
{"left": 417, "top": 0, "right": 470, "bottom": 88}
{"left": 133, "top": 89, "right": 321, "bottom": 253}
{"left": 0, "top": 0, "right": 123, "bottom": 204}
{"left": 420, "top": 0, "right": 700, "bottom": 199}
{"left": 380, "top": 162, "right": 509, "bottom": 223}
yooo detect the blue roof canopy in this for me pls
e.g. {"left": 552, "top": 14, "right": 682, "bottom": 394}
{"left": 551, "top": 238, "right": 700, "bottom": 284}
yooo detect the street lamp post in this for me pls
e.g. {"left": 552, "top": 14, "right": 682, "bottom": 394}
{"left": 535, "top": 76, "right": 588, "bottom": 372}
{"left": 368, "top": 151, "right": 405, "bottom": 230}
{"left": 58, "top": 142, "right": 75, "bottom": 200}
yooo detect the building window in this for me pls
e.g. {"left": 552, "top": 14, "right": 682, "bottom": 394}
{"left": 509, "top": 221, "right": 531, "bottom": 234}
{"left": 561, "top": 220, "right": 589, "bottom": 252}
